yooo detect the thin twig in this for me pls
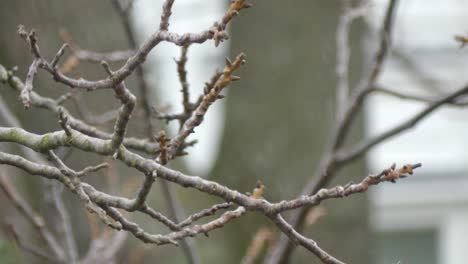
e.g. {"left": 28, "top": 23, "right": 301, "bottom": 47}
{"left": 372, "top": 85, "right": 468, "bottom": 106}
{"left": 167, "top": 53, "right": 246, "bottom": 159}
{"left": 339, "top": 84, "right": 468, "bottom": 164}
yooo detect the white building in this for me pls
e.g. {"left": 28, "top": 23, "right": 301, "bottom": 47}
{"left": 366, "top": 1, "right": 468, "bottom": 263}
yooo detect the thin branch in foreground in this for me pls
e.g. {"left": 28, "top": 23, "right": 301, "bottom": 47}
{"left": 103, "top": 206, "right": 178, "bottom": 245}
{"left": 46, "top": 150, "right": 121, "bottom": 230}
{"left": 174, "top": 45, "right": 195, "bottom": 127}
{"left": 176, "top": 202, "right": 232, "bottom": 229}
{"left": 167, "top": 53, "right": 246, "bottom": 159}
{"left": 211, "top": 0, "right": 252, "bottom": 46}
{"left": 268, "top": 214, "right": 345, "bottom": 264}
{"left": 267, "top": 163, "right": 422, "bottom": 214}
{"left": 0, "top": 64, "right": 163, "bottom": 155}
{"left": 0, "top": 146, "right": 422, "bottom": 263}
{"left": 99, "top": 61, "right": 136, "bottom": 155}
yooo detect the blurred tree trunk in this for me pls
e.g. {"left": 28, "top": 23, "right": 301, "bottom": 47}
{"left": 210, "top": 1, "right": 370, "bottom": 263}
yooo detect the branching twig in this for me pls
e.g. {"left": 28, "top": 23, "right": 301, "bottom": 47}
{"left": 268, "top": 1, "right": 401, "bottom": 262}
{"left": 167, "top": 53, "right": 246, "bottom": 159}
{"left": 0, "top": 1, "right": 453, "bottom": 263}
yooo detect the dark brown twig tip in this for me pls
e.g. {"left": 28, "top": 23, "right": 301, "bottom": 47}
{"left": 455, "top": 35, "right": 468, "bottom": 48}
{"left": 157, "top": 130, "right": 168, "bottom": 165}
{"left": 251, "top": 181, "right": 265, "bottom": 199}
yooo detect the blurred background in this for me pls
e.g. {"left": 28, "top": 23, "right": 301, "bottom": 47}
{"left": 0, "top": 0, "right": 467, "bottom": 263}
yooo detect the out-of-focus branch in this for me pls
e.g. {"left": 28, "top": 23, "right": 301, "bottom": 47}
{"left": 176, "top": 202, "right": 232, "bottom": 229}
{"left": 60, "top": 30, "right": 133, "bottom": 63}
{"left": 333, "top": 0, "right": 399, "bottom": 151}
{"left": 0, "top": 173, "right": 66, "bottom": 262}
{"left": 50, "top": 182, "right": 79, "bottom": 262}
{"left": 241, "top": 227, "right": 275, "bottom": 264}
{"left": 335, "top": 0, "right": 369, "bottom": 118}
{"left": 267, "top": 163, "right": 420, "bottom": 264}
{"left": 7, "top": 224, "right": 58, "bottom": 262}
{"left": 338, "top": 84, "right": 468, "bottom": 164}
{"left": 81, "top": 230, "right": 128, "bottom": 264}
{"left": 372, "top": 85, "right": 468, "bottom": 106}
{"left": 268, "top": 214, "right": 345, "bottom": 264}
{"left": 159, "top": 0, "right": 175, "bottom": 31}
{"left": 392, "top": 50, "right": 443, "bottom": 93}
{"left": 268, "top": 1, "right": 400, "bottom": 262}
{"left": 0, "top": 126, "right": 422, "bottom": 214}
{"left": 71, "top": 92, "right": 119, "bottom": 125}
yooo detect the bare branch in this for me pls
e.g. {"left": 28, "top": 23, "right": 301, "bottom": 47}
{"left": 335, "top": 0, "right": 368, "bottom": 118}
{"left": 103, "top": 206, "right": 178, "bottom": 245}
{"left": 268, "top": 214, "right": 345, "bottom": 264}
{"left": 176, "top": 202, "right": 232, "bottom": 229}
{"left": 339, "top": 84, "right": 468, "bottom": 164}
{"left": 167, "top": 53, "right": 246, "bottom": 159}
{"left": 159, "top": 0, "right": 175, "bottom": 31}
{"left": 20, "top": 59, "right": 40, "bottom": 108}
{"left": 372, "top": 85, "right": 468, "bottom": 106}
{"left": 15, "top": 0, "right": 250, "bottom": 92}
{"left": 60, "top": 29, "right": 133, "bottom": 63}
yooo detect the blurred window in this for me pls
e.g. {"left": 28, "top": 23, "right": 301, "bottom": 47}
{"left": 365, "top": 1, "right": 468, "bottom": 264}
